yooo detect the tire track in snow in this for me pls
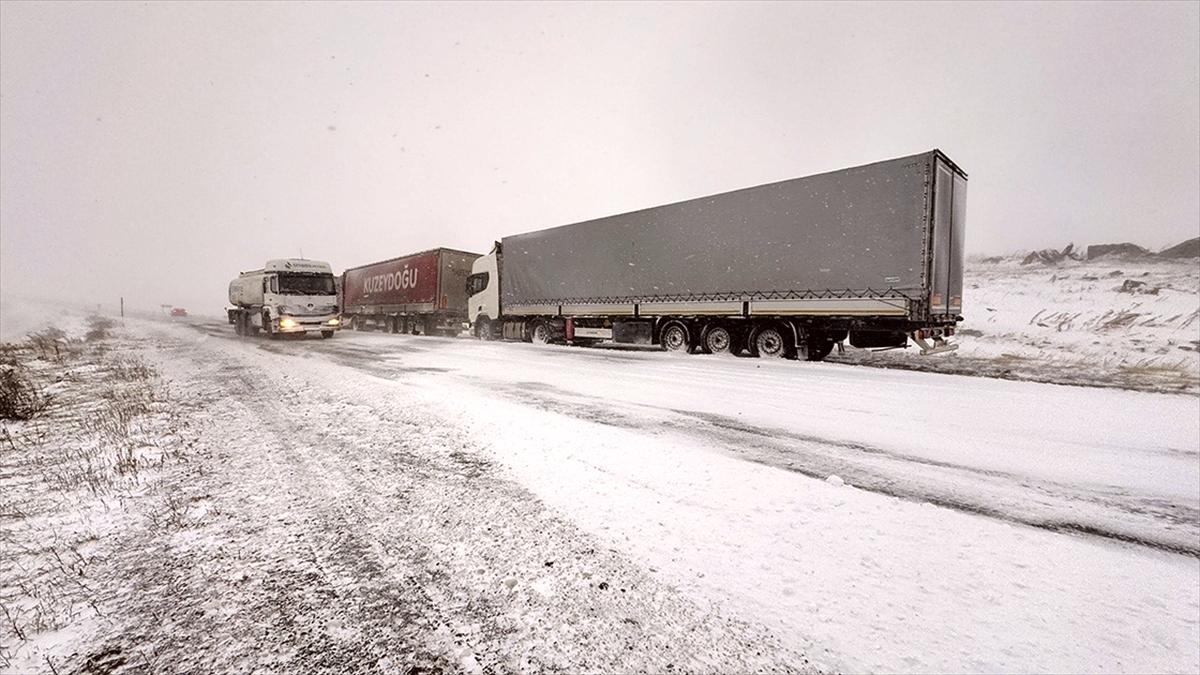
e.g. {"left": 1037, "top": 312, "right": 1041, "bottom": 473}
{"left": 478, "top": 379, "right": 1200, "bottom": 558}
{"left": 139, "top": 322, "right": 823, "bottom": 672}
{"left": 181, "top": 321, "right": 1200, "bottom": 556}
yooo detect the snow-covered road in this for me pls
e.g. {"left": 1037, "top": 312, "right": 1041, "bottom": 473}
{"left": 151, "top": 318, "right": 1199, "bottom": 673}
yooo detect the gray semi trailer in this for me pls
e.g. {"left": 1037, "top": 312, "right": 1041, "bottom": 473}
{"left": 465, "top": 150, "right": 966, "bottom": 360}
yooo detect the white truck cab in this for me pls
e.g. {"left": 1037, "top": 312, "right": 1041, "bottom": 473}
{"left": 228, "top": 258, "right": 342, "bottom": 338}
{"left": 465, "top": 248, "right": 500, "bottom": 338}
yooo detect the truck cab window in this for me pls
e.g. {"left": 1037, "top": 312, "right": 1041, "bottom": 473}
{"left": 466, "top": 272, "right": 489, "bottom": 295}
{"left": 277, "top": 273, "right": 336, "bottom": 295}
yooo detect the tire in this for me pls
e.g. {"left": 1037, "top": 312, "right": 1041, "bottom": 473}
{"left": 703, "top": 325, "right": 734, "bottom": 355}
{"left": 476, "top": 318, "right": 495, "bottom": 341}
{"left": 530, "top": 321, "right": 550, "bottom": 345}
{"left": 321, "top": 331, "right": 334, "bottom": 339}
{"left": 753, "top": 325, "right": 791, "bottom": 359}
{"left": 806, "top": 339, "right": 834, "bottom": 362}
{"left": 660, "top": 321, "right": 690, "bottom": 353}
{"left": 234, "top": 312, "right": 244, "bottom": 336}
{"left": 263, "top": 313, "right": 278, "bottom": 340}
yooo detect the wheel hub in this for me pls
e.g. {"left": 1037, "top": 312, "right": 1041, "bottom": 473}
{"left": 757, "top": 330, "right": 783, "bottom": 356}
{"left": 707, "top": 328, "right": 730, "bottom": 352}
{"left": 664, "top": 326, "right": 687, "bottom": 351}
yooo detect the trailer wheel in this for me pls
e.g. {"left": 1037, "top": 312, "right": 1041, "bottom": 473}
{"left": 752, "top": 325, "right": 791, "bottom": 359}
{"left": 660, "top": 321, "right": 690, "bottom": 353}
{"left": 530, "top": 321, "right": 551, "bottom": 345}
{"left": 702, "top": 325, "right": 734, "bottom": 355}
{"left": 805, "top": 339, "right": 835, "bottom": 362}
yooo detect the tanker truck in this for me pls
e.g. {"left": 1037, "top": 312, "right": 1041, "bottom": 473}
{"left": 466, "top": 149, "right": 966, "bottom": 360}
{"left": 227, "top": 258, "right": 342, "bottom": 338}
{"left": 341, "top": 248, "right": 480, "bottom": 336}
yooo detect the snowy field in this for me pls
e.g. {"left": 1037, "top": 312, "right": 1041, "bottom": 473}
{"left": 837, "top": 256, "right": 1200, "bottom": 394}
{"left": 1, "top": 293, "right": 1198, "bottom": 673}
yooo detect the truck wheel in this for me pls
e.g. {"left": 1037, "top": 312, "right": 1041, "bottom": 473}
{"left": 476, "top": 318, "right": 495, "bottom": 341}
{"left": 806, "top": 339, "right": 834, "bottom": 362}
{"left": 321, "top": 331, "right": 334, "bottom": 339}
{"left": 531, "top": 321, "right": 551, "bottom": 345}
{"left": 263, "top": 313, "right": 278, "bottom": 340}
{"left": 660, "top": 321, "right": 690, "bottom": 353}
{"left": 234, "top": 312, "right": 244, "bottom": 336}
{"left": 753, "top": 325, "right": 791, "bottom": 359}
{"left": 702, "top": 325, "right": 734, "bottom": 354}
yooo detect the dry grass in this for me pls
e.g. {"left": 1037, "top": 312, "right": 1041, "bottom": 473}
{"left": 0, "top": 364, "right": 52, "bottom": 421}
{"left": 0, "top": 321, "right": 190, "bottom": 669}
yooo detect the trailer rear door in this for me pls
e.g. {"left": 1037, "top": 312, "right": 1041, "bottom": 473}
{"left": 930, "top": 155, "right": 967, "bottom": 316}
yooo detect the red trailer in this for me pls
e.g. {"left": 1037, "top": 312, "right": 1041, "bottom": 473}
{"left": 341, "top": 248, "right": 480, "bottom": 336}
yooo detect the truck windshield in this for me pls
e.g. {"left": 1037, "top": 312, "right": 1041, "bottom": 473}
{"left": 276, "top": 273, "right": 335, "bottom": 295}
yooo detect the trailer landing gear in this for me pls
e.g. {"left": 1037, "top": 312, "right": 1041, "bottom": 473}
{"left": 911, "top": 332, "right": 958, "bottom": 356}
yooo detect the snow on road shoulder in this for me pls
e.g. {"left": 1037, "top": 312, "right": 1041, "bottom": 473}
{"left": 120, "top": 319, "right": 818, "bottom": 673}
{"left": 838, "top": 257, "right": 1200, "bottom": 394}
{"left": 411, "top": 369, "right": 1200, "bottom": 673}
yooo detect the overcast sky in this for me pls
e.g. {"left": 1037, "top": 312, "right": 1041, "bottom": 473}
{"left": 2, "top": 1, "right": 1197, "bottom": 314}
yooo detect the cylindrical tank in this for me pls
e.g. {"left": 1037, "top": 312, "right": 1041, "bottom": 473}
{"left": 228, "top": 273, "right": 266, "bottom": 307}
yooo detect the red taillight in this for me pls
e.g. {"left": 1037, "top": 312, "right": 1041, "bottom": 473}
{"left": 440, "top": 295, "right": 448, "bottom": 309}
{"left": 566, "top": 318, "right": 575, "bottom": 341}
{"left": 945, "top": 327, "right": 955, "bottom": 336}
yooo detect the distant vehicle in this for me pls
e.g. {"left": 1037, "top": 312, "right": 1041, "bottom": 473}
{"left": 466, "top": 150, "right": 966, "bottom": 359}
{"left": 340, "top": 248, "right": 480, "bottom": 336}
{"left": 170, "top": 307, "right": 188, "bottom": 317}
{"left": 227, "top": 258, "right": 341, "bottom": 339}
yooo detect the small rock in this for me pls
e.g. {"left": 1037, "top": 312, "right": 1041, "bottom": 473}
{"left": 826, "top": 474, "right": 845, "bottom": 486}
{"left": 503, "top": 577, "right": 517, "bottom": 589}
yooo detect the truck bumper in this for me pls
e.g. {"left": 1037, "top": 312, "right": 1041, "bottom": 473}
{"left": 276, "top": 315, "right": 342, "bottom": 334}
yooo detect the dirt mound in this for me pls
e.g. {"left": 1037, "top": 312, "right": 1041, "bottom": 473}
{"left": 1022, "top": 243, "right": 1083, "bottom": 265}
{"left": 1159, "top": 237, "right": 1200, "bottom": 259}
{"left": 1087, "top": 242, "right": 1150, "bottom": 260}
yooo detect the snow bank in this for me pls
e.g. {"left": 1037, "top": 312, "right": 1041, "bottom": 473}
{"left": 840, "top": 257, "right": 1200, "bottom": 393}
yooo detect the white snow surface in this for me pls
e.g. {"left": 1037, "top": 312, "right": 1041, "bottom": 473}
{"left": 155, "top": 315, "right": 1199, "bottom": 674}
{"left": 3, "top": 259, "right": 1199, "bottom": 673}
{"left": 841, "top": 257, "right": 1200, "bottom": 393}
{"left": 960, "top": 256, "right": 1199, "bottom": 377}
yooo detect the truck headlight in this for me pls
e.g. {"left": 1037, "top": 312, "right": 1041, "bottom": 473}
{"left": 327, "top": 318, "right": 340, "bottom": 326}
{"left": 279, "top": 317, "right": 298, "bottom": 328}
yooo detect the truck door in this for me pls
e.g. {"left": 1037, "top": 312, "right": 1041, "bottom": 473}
{"left": 930, "top": 156, "right": 967, "bottom": 316}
